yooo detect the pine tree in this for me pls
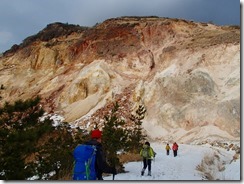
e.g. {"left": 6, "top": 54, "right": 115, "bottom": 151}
{"left": 101, "top": 102, "right": 128, "bottom": 172}
{"left": 0, "top": 96, "right": 45, "bottom": 179}
{"left": 129, "top": 104, "right": 147, "bottom": 152}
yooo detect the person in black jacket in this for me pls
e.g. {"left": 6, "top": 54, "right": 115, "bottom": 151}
{"left": 85, "top": 129, "right": 117, "bottom": 180}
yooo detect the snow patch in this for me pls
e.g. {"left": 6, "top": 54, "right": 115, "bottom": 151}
{"left": 39, "top": 113, "right": 65, "bottom": 127}
{"left": 103, "top": 142, "right": 240, "bottom": 180}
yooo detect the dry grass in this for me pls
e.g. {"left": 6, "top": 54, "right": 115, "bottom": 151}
{"left": 196, "top": 155, "right": 215, "bottom": 180}
{"left": 185, "top": 28, "right": 240, "bottom": 50}
{"left": 57, "top": 170, "right": 73, "bottom": 180}
{"left": 118, "top": 152, "right": 142, "bottom": 164}
{"left": 196, "top": 152, "right": 226, "bottom": 180}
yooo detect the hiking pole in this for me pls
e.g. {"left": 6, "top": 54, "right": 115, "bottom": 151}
{"left": 112, "top": 164, "right": 116, "bottom": 180}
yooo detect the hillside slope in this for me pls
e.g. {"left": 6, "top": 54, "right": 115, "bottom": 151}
{"left": 0, "top": 17, "right": 240, "bottom": 142}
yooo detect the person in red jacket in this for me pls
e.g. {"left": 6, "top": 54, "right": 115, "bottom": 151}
{"left": 172, "top": 142, "right": 179, "bottom": 157}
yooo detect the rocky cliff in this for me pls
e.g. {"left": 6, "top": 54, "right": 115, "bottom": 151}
{"left": 0, "top": 17, "right": 240, "bottom": 143}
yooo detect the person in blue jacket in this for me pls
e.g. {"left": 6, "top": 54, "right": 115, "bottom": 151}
{"left": 85, "top": 129, "right": 117, "bottom": 180}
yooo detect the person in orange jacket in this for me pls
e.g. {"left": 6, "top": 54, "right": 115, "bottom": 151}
{"left": 172, "top": 142, "right": 179, "bottom": 157}
{"left": 165, "top": 143, "right": 171, "bottom": 155}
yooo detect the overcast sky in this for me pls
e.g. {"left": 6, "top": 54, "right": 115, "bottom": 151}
{"left": 0, "top": 0, "right": 241, "bottom": 53}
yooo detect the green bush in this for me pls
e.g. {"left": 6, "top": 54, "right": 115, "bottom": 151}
{"left": 0, "top": 96, "right": 82, "bottom": 180}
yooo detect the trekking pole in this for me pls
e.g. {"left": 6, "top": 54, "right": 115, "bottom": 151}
{"left": 112, "top": 163, "right": 116, "bottom": 180}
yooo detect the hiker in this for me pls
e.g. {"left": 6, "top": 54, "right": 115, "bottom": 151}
{"left": 172, "top": 142, "right": 179, "bottom": 157}
{"left": 73, "top": 129, "right": 117, "bottom": 180}
{"left": 140, "top": 141, "right": 155, "bottom": 176}
{"left": 165, "top": 143, "right": 171, "bottom": 155}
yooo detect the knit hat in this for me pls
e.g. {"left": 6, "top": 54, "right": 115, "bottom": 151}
{"left": 91, "top": 129, "right": 102, "bottom": 139}
{"left": 145, "top": 141, "right": 150, "bottom": 146}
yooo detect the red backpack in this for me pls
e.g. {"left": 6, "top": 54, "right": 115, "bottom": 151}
{"left": 172, "top": 143, "right": 178, "bottom": 151}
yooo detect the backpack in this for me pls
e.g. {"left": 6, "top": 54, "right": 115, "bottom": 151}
{"left": 172, "top": 144, "right": 178, "bottom": 151}
{"left": 141, "top": 148, "right": 149, "bottom": 158}
{"left": 73, "top": 144, "right": 97, "bottom": 180}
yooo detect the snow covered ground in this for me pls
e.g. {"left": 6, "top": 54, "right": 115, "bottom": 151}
{"left": 104, "top": 142, "right": 240, "bottom": 181}
{"left": 0, "top": 142, "right": 239, "bottom": 183}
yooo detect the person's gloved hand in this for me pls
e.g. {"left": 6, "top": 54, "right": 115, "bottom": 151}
{"left": 112, "top": 167, "right": 117, "bottom": 175}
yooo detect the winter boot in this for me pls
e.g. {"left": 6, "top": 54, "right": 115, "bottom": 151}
{"left": 141, "top": 168, "right": 145, "bottom": 176}
{"left": 148, "top": 171, "right": 151, "bottom": 176}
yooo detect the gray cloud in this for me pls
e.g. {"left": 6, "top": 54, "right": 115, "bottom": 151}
{"left": 0, "top": 0, "right": 240, "bottom": 53}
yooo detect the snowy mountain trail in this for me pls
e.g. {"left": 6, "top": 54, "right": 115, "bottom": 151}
{"left": 104, "top": 142, "right": 240, "bottom": 181}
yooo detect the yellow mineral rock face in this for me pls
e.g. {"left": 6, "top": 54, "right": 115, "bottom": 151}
{"left": 0, "top": 17, "right": 240, "bottom": 142}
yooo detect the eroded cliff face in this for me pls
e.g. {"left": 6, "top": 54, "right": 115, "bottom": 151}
{"left": 0, "top": 17, "right": 240, "bottom": 143}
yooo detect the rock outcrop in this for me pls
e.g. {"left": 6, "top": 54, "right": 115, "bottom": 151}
{"left": 0, "top": 17, "right": 240, "bottom": 143}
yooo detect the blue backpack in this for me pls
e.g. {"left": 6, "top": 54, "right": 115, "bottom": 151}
{"left": 73, "top": 144, "right": 97, "bottom": 180}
